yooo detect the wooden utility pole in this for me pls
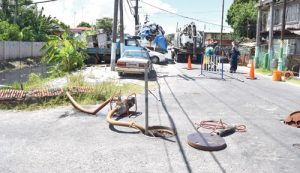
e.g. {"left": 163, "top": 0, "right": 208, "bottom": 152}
{"left": 111, "top": 0, "right": 119, "bottom": 71}
{"left": 119, "top": 0, "right": 125, "bottom": 56}
{"left": 268, "top": 0, "right": 275, "bottom": 70}
{"left": 220, "top": 0, "right": 225, "bottom": 49}
{"left": 278, "top": 0, "right": 287, "bottom": 71}
{"left": 134, "top": 0, "right": 139, "bottom": 35}
{"left": 254, "top": 0, "right": 262, "bottom": 68}
{"left": 14, "top": 0, "right": 19, "bottom": 24}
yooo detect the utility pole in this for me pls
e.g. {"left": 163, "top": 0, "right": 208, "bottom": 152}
{"left": 14, "top": 0, "right": 19, "bottom": 24}
{"left": 268, "top": 0, "right": 275, "bottom": 70}
{"left": 134, "top": 0, "right": 139, "bottom": 35}
{"left": 278, "top": 0, "right": 287, "bottom": 71}
{"left": 111, "top": 0, "right": 119, "bottom": 71}
{"left": 220, "top": 0, "right": 224, "bottom": 49}
{"left": 119, "top": 0, "right": 125, "bottom": 56}
{"left": 254, "top": 0, "right": 262, "bottom": 68}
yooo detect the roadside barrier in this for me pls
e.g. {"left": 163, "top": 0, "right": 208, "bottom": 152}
{"left": 202, "top": 55, "right": 224, "bottom": 79}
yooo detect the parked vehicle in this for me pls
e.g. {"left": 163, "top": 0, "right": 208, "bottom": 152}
{"left": 146, "top": 48, "right": 167, "bottom": 64}
{"left": 116, "top": 50, "right": 152, "bottom": 76}
{"left": 171, "top": 22, "right": 204, "bottom": 63}
{"left": 85, "top": 34, "right": 142, "bottom": 64}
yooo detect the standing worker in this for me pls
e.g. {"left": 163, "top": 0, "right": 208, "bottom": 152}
{"left": 229, "top": 41, "right": 240, "bottom": 73}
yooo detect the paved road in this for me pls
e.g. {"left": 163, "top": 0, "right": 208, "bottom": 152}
{"left": 0, "top": 61, "right": 299, "bottom": 173}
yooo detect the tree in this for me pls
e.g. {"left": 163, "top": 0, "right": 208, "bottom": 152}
{"left": 0, "top": 20, "right": 21, "bottom": 41}
{"left": 96, "top": 17, "right": 113, "bottom": 34}
{"left": 226, "top": 0, "right": 258, "bottom": 39}
{"left": 77, "top": 21, "right": 91, "bottom": 28}
{"left": 41, "top": 31, "right": 87, "bottom": 76}
{"left": 0, "top": 0, "right": 63, "bottom": 41}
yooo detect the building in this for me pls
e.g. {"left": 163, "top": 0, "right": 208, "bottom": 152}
{"left": 204, "top": 30, "right": 233, "bottom": 47}
{"left": 258, "top": 0, "right": 300, "bottom": 73}
{"left": 70, "top": 27, "right": 92, "bottom": 37}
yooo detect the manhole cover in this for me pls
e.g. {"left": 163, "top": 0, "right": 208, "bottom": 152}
{"left": 292, "top": 144, "right": 300, "bottom": 149}
{"left": 187, "top": 132, "right": 227, "bottom": 151}
{"left": 284, "top": 111, "right": 300, "bottom": 128}
{"left": 146, "top": 126, "right": 175, "bottom": 138}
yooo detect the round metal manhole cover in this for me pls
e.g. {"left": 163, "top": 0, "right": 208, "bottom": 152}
{"left": 146, "top": 126, "right": 176, "bottom": 138}
{"left": 292, "top": 144, "right": 300, "bottom": 149}
{"left": 187, "top": 132, "right": 227, "bottom": 151}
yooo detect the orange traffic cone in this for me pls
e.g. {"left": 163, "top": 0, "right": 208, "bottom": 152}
{"left": 187, "top": 55, "right": 192, "bottom": 70}
{"left": 247, "top": 60, "right": 256, "bottom": 80}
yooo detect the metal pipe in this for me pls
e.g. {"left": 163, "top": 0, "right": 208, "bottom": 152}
{"left": 111, "top": 0, "right": 119, "bottom": 71}
{"left": 255, "top": 0, "right": 262, "bottom": 68}
{"left": 278, "top": 0, "right": 287, "bottom": 71}
{"left": 66, "top": 92, "right": 112, "bottom": 115}
{"left": 106, "top": 108, "right": 145, "bottom": 133}
{"left": 144, "top": 65, "right": 149, "bottom": 136}
{"left": 268, "top": 0, "right": 275, "bottom": 70}
{"left": 119, "top": 0, "right": 125, "bottom": 56}
{"left": 220, "top": 0, "right": 224, "bottom": 48}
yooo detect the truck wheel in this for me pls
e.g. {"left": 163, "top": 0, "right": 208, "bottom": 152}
{"left": 171, "top": 51, "right": 175, "bottom": 60}
{"left": 118, "top": 72, "right": 124, "bottom": 76}
{"left": 151, "top": 56, "right": 159, "bottom": 64}
{"left": 174, "top": 53, "right": 178, "bottom": 62}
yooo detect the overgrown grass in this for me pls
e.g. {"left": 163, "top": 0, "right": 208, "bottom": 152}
{"left": 1, "top": 73, "right": 143, "bottom": 110}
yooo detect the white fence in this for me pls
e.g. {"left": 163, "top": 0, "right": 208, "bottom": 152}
{"left": 0, "top": 41, "right": 45, "bottom": 61}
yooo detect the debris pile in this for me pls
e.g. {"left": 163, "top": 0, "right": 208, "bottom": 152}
{"left": 0, "top": 86, "right": 94, "bottom": 105}
{"left": 138, "top": 23, "right": 168, "bottom": 53}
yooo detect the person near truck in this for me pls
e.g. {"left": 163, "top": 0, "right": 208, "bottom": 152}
{"left": 229, "top": 41, "right": 240, "bottom": 73}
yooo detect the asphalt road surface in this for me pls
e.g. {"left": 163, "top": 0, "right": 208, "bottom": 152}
{"left": 0, "top": 60, "right": 299, "bottom": 173}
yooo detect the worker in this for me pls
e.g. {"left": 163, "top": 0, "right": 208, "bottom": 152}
{"left": 229, "top": 41, "right": 240, "bottom": 73}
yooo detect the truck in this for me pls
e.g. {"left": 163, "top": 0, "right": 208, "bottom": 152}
{"left": 171, "top": 22, "right": 204, "bottom": 63}
{"left": 85, "top": 33, "right": 141, "bottom": 64}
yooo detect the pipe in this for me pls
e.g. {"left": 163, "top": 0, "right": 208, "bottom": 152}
{"left": 106, "top": 108, "right": 145, "bottom": 133}
{"left": 66, "top": 91, "right": 112, "bottom": 115}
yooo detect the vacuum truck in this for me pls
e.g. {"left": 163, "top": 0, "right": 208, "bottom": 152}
{"left": 171, "top": 22, "right": 204, "bottom": 63}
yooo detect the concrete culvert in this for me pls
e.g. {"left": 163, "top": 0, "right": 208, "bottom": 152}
{"left": 146, "top": 126, "right": 176, "bottom": 138}
{"left": 284, "top": 111, "right": 300, "bottom": 128}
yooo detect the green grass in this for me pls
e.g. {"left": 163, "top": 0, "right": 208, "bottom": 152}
{"left": 255, "top": 68, "right": 273, "bottom": 76}
{"left": 0, "top": 73, "right": 143, "bottom": 110}
{"left": 286, "top": 78, "right": 300, "bottom": 85}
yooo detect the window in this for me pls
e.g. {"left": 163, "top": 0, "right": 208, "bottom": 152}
{"left": 286, "top": 4, "right": 299, "bottom": 23}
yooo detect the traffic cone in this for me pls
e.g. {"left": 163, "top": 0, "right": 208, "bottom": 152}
{"left": 187, "top": 55, "right": 192, "bottom": 70}
{"left": 247, "top": 60, "right": 256, "bottom": 80}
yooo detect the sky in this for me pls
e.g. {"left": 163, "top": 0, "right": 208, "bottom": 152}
{"left": 34, "top": 0, "right": 234, "bottom": 35}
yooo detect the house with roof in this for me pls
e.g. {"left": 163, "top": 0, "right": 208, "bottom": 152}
{"left": 258, "top": 0, "right": 300, "bottom": 73}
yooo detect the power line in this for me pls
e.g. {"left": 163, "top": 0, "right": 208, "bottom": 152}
{"left": 30, "top": 0, "right": 57, "bottom": 5}
{"left": 140, "top": 0, "right": 231, "bottom": 28}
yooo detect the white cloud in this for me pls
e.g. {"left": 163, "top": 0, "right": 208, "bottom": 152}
{"left": 34, "top": 0, "right": 177, "bottom": 35}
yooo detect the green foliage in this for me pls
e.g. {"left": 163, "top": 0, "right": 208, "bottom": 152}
{"left": 41, "top": 31, "right": 87, "bottom": 76}
{"left": 77, "top": 21, "right": 91, "bottom": 28}
{"left": 0, "top": 20, "right": 22, "bottom": 41}
{"left": 226, "top": 0, "right": 258, "bottom": 39}
{"left": 3, "top": 73, "right": 143, "bottom": 110}
{"left": 0, "top": 0, "right": 63, "bottom": 41}
{"left": 96, "top": 17, "right": 113, "bottom": 34}
{"left": 20, "top": 26, "right": 34, "bottom": 41}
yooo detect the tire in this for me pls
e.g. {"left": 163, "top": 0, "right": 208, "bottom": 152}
{"left": 118, "top": 72, "right": 123, "bottom": 76}
{"left": 174, "top": 52, "right": 178, "bottom": 62}
{"left": 151, "top": 56, "right": 159, "bottom": 64}
{"left": 171, "top": 51, "right": 175, "bottom": 60}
